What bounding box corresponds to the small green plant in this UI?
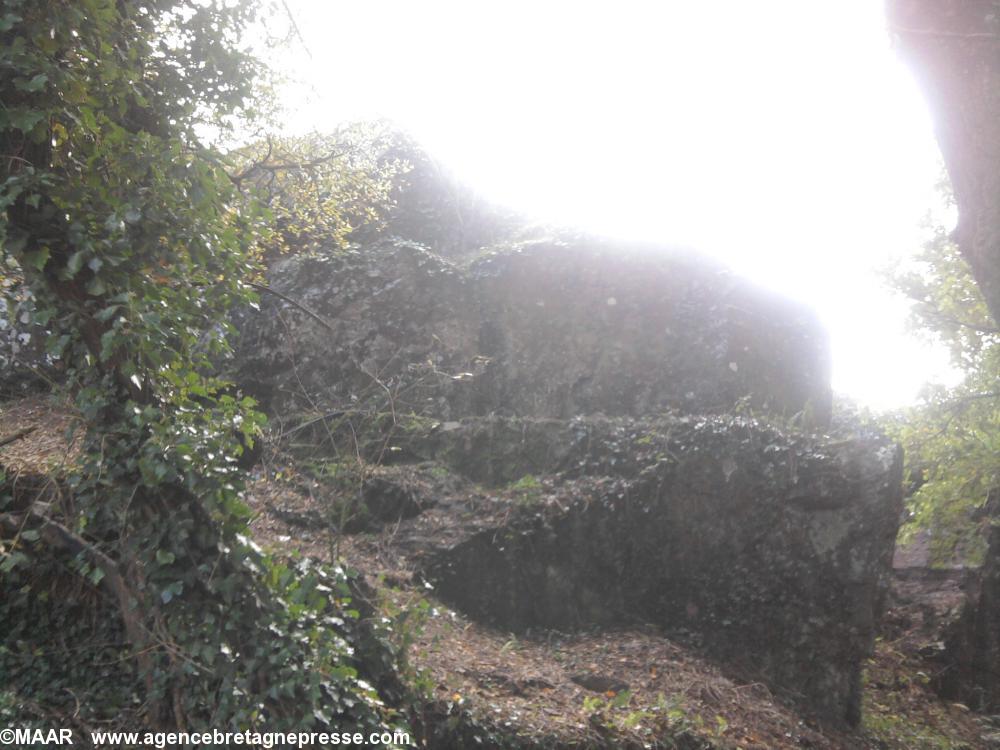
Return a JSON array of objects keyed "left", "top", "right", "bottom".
[
  {"left": 300, "top": 458, "right": 374, "bottom": 550},
  {"left": 713, "top": 714, "right": 729, "bottom": 738},
  {"left": 509, "top": 474, "right": 540, "bottom": 491},
  {"left": 582, "top": 690, "right": 635, "bottom": 730},
  {"left": 377, "top": 588, "right": 435, "bottom": 698},
  {"left": 509, "top": 474, "right": 543, "bottom": 505},
  {"left": 499, "top": 635, "right": 519, "bottom": 654},
  {"left": 651, "top": 692, "right": 704, "bottom": 738},
  {"left": 399, "top": 413, "right": 439, "bottom": 434},
  {"left": 428, "top": 464, "right": 452, "bottom": 479}
]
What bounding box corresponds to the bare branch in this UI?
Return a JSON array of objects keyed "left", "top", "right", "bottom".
[
  {"left": 247, "top": 281, "right": 336, "bottom": 334},
  {"left": 0, "top": 508, "right": 156, "bottom": 692},
  {"left": 229, "top": 147, "right": 346, "bottom": 188},
  {"left": 0, "top": 426, "right": 36, "bottom": 449},
  {"left": 280, "top": 0, "right": 312, "bottom": 59}
]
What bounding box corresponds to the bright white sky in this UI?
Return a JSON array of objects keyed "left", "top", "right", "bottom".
[{"left": 271, "top": 0, "right": 957, "bottom": 411}]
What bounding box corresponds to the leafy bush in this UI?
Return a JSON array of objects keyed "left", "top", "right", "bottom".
[{"left": 0, "top": 0, "right": 408, "bottom": 737}]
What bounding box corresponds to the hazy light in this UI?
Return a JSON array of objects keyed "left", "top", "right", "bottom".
[{"left": 272, "top": 0, "right": 958, "bottom": 410}]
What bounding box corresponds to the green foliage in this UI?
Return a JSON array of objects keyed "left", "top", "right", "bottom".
[
  {"left": 230, "top": 123, "right": 405, "bottom": 258},
  {"left": 1, "top": 0, "right": 265, "bottom": 402},
  {"left": 508, "top": 474, "right": 543, "bottom": 505},
  {"left": 375, "top": 588, "right": 435, "bottom": 699},
  {"left": 509, "top": 474, "right": 541, "bottom": 491},
  {"left": 861, "top": 646, "right": 971, "bottom": 749},
  {"left": 891, "top": 192, "right": 996, "bottom": 371},
  {"left": 580, "top": 690, "right": 719, "bottom": 745},
  {"left": 0, "top": 548, "right": 397, "bottom": 734},
  {"left": 884, "top": 187, "right": 1000, "bottom": 564},
  {"left": 0, "top": 0, "right": 406, "bottom": 737},
  {"left": 883, "top": 187, "right": 1000, "bottom": 564}
]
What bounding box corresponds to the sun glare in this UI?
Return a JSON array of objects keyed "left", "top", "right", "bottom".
[{"left": 274, "top": 0, "right": 957, "bottom": 410}]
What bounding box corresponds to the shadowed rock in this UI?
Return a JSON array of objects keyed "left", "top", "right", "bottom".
[
  {"left": 935, "top": 525, "right": 1000, "bottom": 712},
  {"left": 235, "top": 236, "right": 831, "bottom": 427},
  {"left": 232, "top": 148, "right": 901, "bottom": 729},
  {"left": 362, "top": 415, "right": 902, "bottom": 727}
]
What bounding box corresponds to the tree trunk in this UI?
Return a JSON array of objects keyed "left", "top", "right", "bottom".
[{"left": 887, "top": 0, "right": 1000, "bottom": 324}]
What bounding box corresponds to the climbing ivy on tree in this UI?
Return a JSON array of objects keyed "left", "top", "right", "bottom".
[{"left": 0, "top": 0, "right": 405, "bottom": 737}]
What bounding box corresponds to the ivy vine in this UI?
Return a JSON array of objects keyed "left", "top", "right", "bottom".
[{"left": 0, "top": 0, "right": 407, "bottom": 740}]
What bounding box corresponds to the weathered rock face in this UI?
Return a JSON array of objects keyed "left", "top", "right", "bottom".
[
  {"left": 365, "top": 415, "right": 903, "bottom": 727},
  {"left": 232, "top": 146, "right": 900, "bottom": 729},
  {"left": 234, "top": 236, "right": 831, "bottom": 425},
  {"left": 355, "top": 134, "right": 527, "bottom": 258},
  {"left": 935, "top": 525, "right": 1000, "bottom": 711}
]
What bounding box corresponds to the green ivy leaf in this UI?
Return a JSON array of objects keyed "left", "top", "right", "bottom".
[
  {"left": 25, "top": 246, "right": 50, "bottom": 271},
  {"left": 5, "top": 108, "right": 45, "bottom": 133},
  {"left": 15, "top": 73, "right": 47, "bottom": 92},
  {"left": 0, "top": 552, "right": 28, "bottom": 573},
  {"left": 65, "top": 249, "right": 86, "bottom": 278},
  {"left": 0, "top": 13, "right": 22, "bottom": 32},
  {"left": 85, "top": 276, "right": 106, "bottom": 295}
]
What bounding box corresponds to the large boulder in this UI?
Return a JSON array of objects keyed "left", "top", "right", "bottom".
[
  {"left": 363, "top": 415, "right": 902, "bottom": 727},
  {"left": 234, "top": 236, "right": 831, "bottom": 426}
]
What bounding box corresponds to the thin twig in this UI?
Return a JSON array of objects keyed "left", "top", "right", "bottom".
[
  {"left": 248, "top": 281, "right": 337, "bottom": 334},
  {"left": 280, "top": 0, "right": 312, "bottom": 59},
  {"left": 283, "top": 410, "right": 351, "bottom": 437},
  {"left": 0, "top": 426, "right": 36, "bottom": 449},
  {"left": 230, "top": 147, "right": 346, "bottom": 186}
]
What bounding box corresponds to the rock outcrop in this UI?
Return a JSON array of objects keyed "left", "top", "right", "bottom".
[
  {"left": 235, "top": 236, "right": 831, "bottom": 426},
  {"left": 232, "top": 147, "right": 902, "bottom": 728},
  {"left": 934, "top": 525, "right": 1000, "bottom": 712},
  {"left": 369, "top": 415, "right": 902, "bottom": 727}
]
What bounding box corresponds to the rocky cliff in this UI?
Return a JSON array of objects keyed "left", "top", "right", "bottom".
[
  {"left": 232, "top": 150, "right": 901, "bottom": 728},
  {"left": 235, "top": 236, "right": 831, "bottom": 426}
]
